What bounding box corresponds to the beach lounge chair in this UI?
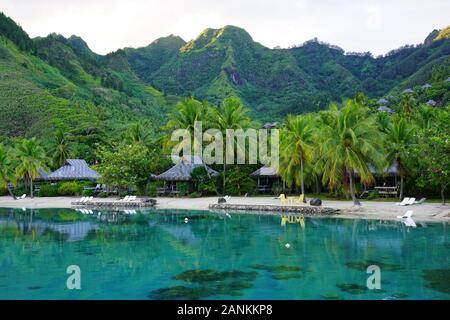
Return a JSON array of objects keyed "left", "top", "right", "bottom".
[
  {"left": 18, "top": 194, "right": 27, "bottom": 199},
  {"left": 397, "top": 210, "right": 413, "bottom": 219},
  {"left": 129, "top": 195, "right": 136, "bottom": 201},
  {"left": 406, "top": 197, "right": 416, "bottom": 205},
  {"left": 414, "top": 198, "right": 426, "bottom": 204},
  {"left": 79, "top": 197, "right": 86, "bottom": 203},
  {"left": 295, "top": 194, "right": 305, "bottom": 204},
  {"left": 86, "top": 196, "right": 93, "bottom": 203},
  {"left": 395, "top": 198, "right": 410, "bottom": 206},
  {"left": 279, "top": 194, "right": 288, "bottom": 204},
  {"left": 120, "top": 195, "right": 130, "bottom": 202}
]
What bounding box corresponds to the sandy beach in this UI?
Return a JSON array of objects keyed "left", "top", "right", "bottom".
[{"left": 0, "top": 195, "right": 448, "bottom": 222}]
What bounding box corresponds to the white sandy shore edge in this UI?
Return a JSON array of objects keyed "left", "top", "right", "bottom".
[{"left": 0, "top": 196, "right": 448, "bottom": 222}]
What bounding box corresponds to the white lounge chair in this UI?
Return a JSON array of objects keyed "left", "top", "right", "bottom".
[
  {"left": 129, "top": 196, "right": 136, "bottom": 202},
  {"left": 397, "top": 210, "right": 413, "bottom": 219},
  {"left": 414, "top": 198, "right": 426, "bottom": 204},
  {"left": 395, "top": 198, "right": 410, "bottom": 206},
  {"left": 79, "top": 197, "right": 86, "bottom": 203},
  {"left": 120, "top": 195, "right": 130, "bottom": 202},
  {"left": 405, "top": 197, "right": 416, "bottom": 205},
  {"left": 16, "top": 194, "right": 26, "bottom": 200}
]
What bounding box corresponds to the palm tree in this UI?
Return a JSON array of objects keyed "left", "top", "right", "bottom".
[
  {"left": 318, "top": 99, "right": 385, "bottom": 205},
  {"left": 385, "top": 116, "right": 415, "bottom": 200},
  {"left": 279, "top": 114, "right": 315, "bottom": 199},
  {"left": 125, "top": 121, "right": 152, "bottom": 146},
  {"left": 210, "top": 96, "right": 251, "bottom": 193},
  {"left": 0, "top": 144, "right": 16, "bottom": 199},
  {"left": 52, "top": 129, "right": 72, "bottom": 169},
  {"left": 15, "top": 138, "right": 48, "bottom": 198},
  {"left": 165, "top": 97, "right": 211, "bottom": 154}
]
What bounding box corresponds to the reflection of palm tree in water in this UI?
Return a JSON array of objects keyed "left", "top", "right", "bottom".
[{"left": 11, "top": 209, "right": 35, "bottom": 235}]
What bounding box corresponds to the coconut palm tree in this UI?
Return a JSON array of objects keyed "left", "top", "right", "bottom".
[
  {"left": 0, "top": 144, "right": 16, "bottom": 199},
  {"left": 210, "top": 96, "right": 251, "bottom": 193},
  {"left": 279, "top": 114, "right": 315, "bottom": 199},
  {"left": 318, "top": 99, "right": 385, "bottom": 205},
  {"left": 52, "top": 129, "right": 72, "bottom": 169},
  {"left": 15, "top": 138, "right": 48, "bottom": 198},
  {"left": 385, "top": 116, "right": 415, "bottom": 200},
  {"left": 165, "top": 97, "right": 211, "bottom": 154},
  {"left": 125, "top": 121, "right": 152, "bottom": 146}
]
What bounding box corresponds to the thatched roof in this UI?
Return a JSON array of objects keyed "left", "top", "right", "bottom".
[
  {"left": 377, "top": 106, "right": 394, "bottom": 113},
  {"left": 402, "top": 88, "right": 414, "bottom": 94},
  {"left": 153, "top": 156, "right": 218, "bottom": 181},
  {"left": 36, "top": 168, "right": 50, "bottom": 181},
  {"left": 369, "top": 161, "right": 399, "bottom": 176},
  {"left": 426, "top": 99, "right": 437, "bottom": 106},
  {"left": 377, "top": 98, "right": 388, "bottom": 105},
  {"left": 45, "top": 159, "right": 100, "bottom": 181},
  {"left": 250, "top": 166, "right": 279, "bottom": 178}
]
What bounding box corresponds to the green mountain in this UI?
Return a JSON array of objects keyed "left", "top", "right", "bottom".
[
  {"left": 0, "top": 12, "right": 449, "bottom": 139},
  {"left": 127, "top": 25, "right": 450, "bottom": 118},
  {"left": 0, "top": 12, "right": 175, "bottom": 139}
]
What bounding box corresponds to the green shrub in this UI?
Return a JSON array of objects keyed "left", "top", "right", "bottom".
[
  {"left": 98, "top": 192, "right": 109, "bottom": 198},
  {"left": 0, "top": 186, "right": 8, "bottom": 196},
  {"left": 82, "top": 189, "right": 94, "bottom": 197},
  {"left": 38, "top": 184, "right": 59, "bottom": 197},
  {"left": 58, "top": 182, "right": 83, "bottom": 196},
  {"left": 189, "top": 192, "right": 200, "bottom": 198},
  {"left": 177, "top": 182, "right": 189, "bottom": 196},
  {"left": 367, "top": 190, "right": 379, "bottom": 200}
]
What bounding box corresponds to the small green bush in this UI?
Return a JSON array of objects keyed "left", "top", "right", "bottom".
[
  {"left": 177, "top": 182, "right": 189, "bottom": 196},
  {"left": 0, "top": 186, "right": 8, "bottom": 196},
  {"left": 58, "top": 182, "right": 83, "bottom": 196},
  {"left": 189, "top": 192, "right": 200, "bottom": 198},
  {"left": 367, "top": 190, "right": 379, "bottom": 200},
  {"left": 38, "top": 184, "right": 59, "bottom": 197},
  {"left": 98, "top": 192, "right": 109, "bottom": 198},
  {"left": 82, "top": 189, "right": 94, "bottom": 197}
]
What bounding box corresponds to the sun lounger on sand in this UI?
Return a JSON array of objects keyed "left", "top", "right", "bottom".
[
  {"left": 396, "top": 197, "right": 415, "bottom": 206},
  {"left": 414, "top": 198, "right": 426, "bottom": 204}
]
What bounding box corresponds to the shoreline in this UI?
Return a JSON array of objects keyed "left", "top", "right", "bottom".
[{"left": 0, "top": 196, "right": 448, "bottom": 223}]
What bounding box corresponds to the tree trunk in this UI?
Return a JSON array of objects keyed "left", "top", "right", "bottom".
[
  {"left": 399, "top": 174, "right": 404, "bottom": 200},
  {"left": 349, "top": 171, "right": 361, "bottom": 205},
  {"left": 30, "top": 177, "right": 34, "bottom": 198},
  {"left": 222, "top": 163, "right": 226, "bottom": 195},
  {"left": 441, "top": 184, "right": 447, "bottom": 205},
  {"left": 300, "top": 157, "right": 306, "bottom": 202},
  {"left": 7, "top": 183, "right": 16, "bottom": 200}
]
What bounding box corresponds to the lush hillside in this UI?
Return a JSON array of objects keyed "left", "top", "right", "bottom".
[
  {"left": 127, "top": 25, "right": 450, "bottom": 119},
  {"left": 0, "top": 13, "right": 176, "bottom": 140}
]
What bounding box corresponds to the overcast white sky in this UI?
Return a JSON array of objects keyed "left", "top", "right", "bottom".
[{"left": 2, "top": 0, "right": 449, "bottom": 55}]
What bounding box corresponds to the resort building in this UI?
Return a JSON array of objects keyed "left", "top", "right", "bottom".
[
  {"left": 44, "top": 159, "right": 100, "bottom": 181},
  {"left": 152, "top": 156, "right": 218, "bottom": 195},
  {"left": 250, "top": 165, "right": 282, "bottom": 193},
  {"left": 402, "top": 88, "right": 414, "bottom": 94},
  {"left": 377, "top": 106, "right": 394, "bottom": 113},
  {"left": 426, "top": 99, "right": 437, "bottom": 107}
]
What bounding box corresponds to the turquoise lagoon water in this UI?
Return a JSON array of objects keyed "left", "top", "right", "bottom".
[{"left": 0, "top": 207, "right": 448, "bottom": 300}]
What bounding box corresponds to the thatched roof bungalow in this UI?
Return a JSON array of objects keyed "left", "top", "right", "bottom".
[
  {"left": 153, "top": 156, "right": 218, "bottom": 182},
  {"left": 402, "top": 88, "right": 414, "bottom": 94},
  {"left": 250, "top": 165, "right": 281, "bottom": 193},
  {"left": 45, "top": 159, "right": 100, "bottom": 181},
  {"left": 377, "top": 106, "right": 394, "bottom": 113}
]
